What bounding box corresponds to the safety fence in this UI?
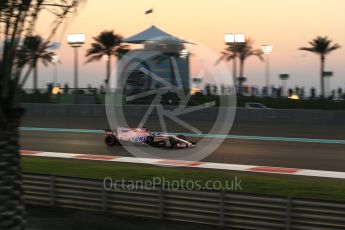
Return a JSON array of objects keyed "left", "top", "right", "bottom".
[
  {"left": 23, "top": 173, "right": 345, "bottom": 230},
  {"left": 22, "top": 103, "right": 345, "bottom": 124}
]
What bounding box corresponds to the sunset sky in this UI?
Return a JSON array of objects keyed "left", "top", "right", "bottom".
[{"left": 32, "top": 0, "right": 345, "bottom": 93}]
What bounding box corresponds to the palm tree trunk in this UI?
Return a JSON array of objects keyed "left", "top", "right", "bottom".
[
  {"left": 320, "top": 55, "right": 325, "bottom": 98},
  {"left": 239, "top": 59, "right": 244, "bottom": 79},
  {"left": 0, "top": 104, "right": 26, "bottom": 229},
  {"left": 33, "top": 62, "right": 38, "bottom": 93},
  {"left": 19, "top": 67, "right": 33, "bottom": 88},
  {"left": 238, "top": 59, "right": 245, "bottom": 95},
  {"left": 232, "top": 56, "right": 237, "bottom": 83},
  {"left": 105, "top": 56, "right": 111, "bottom": 87}
]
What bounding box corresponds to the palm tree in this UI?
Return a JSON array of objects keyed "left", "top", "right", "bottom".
[
  {"left": 17, "top": 35, "right": 56, "bottom": 92},
  {"left": 0, "top": 1, "right": 84, "bottom": 229},
  {"left": 217, "top": 44, "right": 238, "bottom": 84},
  {"left": 218, "top": 38, "right": 263, "bottom": 93},
  {"left": 299, "top": 36, "right": 341, "bottom": 97},
  {"left": 237, "top": 39, "right": 263, "bottom": 83},
  {"left": 85, "top": 31, "right": 128, "bottom": 86}
]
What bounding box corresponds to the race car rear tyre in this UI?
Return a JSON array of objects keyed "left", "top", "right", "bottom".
[
  {"left": 105, "top": 135, "right": 119, "bottom": 146},
  {"left": 176, "top": 135, "right": 186, "bottom": 140}
]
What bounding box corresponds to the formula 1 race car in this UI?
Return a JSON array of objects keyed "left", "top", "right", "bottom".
[{"left": 104, "top": 127, "right": 196, "bottom": 148}]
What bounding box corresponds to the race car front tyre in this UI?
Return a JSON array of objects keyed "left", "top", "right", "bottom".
[{"left": 105, "top": 135, "right": 119, "bottom": 146}]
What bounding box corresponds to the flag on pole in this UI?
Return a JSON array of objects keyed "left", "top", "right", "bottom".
[{"left": 145, "top": 8, "right": 153, "bottom": 15}]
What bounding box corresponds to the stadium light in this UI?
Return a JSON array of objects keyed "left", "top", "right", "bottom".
[
  {"left": 67, "top": 33, "right": 85, "bottom": 47},
  {"left": 224, "top": 33, "right": 245, "bottom": 43}
]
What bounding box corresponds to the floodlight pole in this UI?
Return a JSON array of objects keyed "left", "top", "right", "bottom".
[
  {"left": 68, "top": 45, "right": 81, "bottom": 103},
  {"left": 51, "top": 55, "right": 59, "bottom": 85},
  {"left": 265, "top": 54, "right": 270, "bottom": 91},
  {"left": 67, "top": 33, "right": 85, "bottom": 104},
  {"left": 74, "top": 46, "right": 79, "bottom": 102},
  {"left": 224, "top": 33, "right": 245, "bottom": 95},
  {"left": 261, "top": 45, "right": 273, "bottom": 96}
]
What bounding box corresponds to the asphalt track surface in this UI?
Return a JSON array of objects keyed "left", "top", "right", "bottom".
[{"left": 20, "top": 116, "right": 345, "bottom": 172}]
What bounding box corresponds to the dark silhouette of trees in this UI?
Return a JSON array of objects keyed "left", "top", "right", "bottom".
[
  {"left": 310, "top": 87, "right": 316, "bottom": 98},
  {"left": 64, "top": 83, "right": 70, "bottom": 95},
  {"left": 0, "top": 1, "right": 84, "bottom": 229},
  {"left": 204, "top": 84, "right": 211, "bottom": 96},
  {"left": 85, "top": 31, "right": 128, "bottom": 87},
  {"left": 17, "top": 35, "right": 56, "bottom": 91},
  {"left": 288, "top": 88, "right": 293, "bottom": 97},
  {"left": 337, "top": 88, "right": 343, "bottom": 99},
  {"left": 220, "top": 84, "right": 225, "bottom": 95},
  {"left": 277, "top": 87, "right": 282, "bottom": 98},
  {"left": 299, "top": 36, "right": 341, "bottom": 97},
  {"left": 212, "top": 85, "right": 218, "bottom": 95}
]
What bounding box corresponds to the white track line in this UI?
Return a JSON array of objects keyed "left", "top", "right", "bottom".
[{"left": 21, "top": 150, "right": 345, "bottom": 179}]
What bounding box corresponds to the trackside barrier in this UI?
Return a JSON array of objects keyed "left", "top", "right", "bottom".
[
  {"left": 23, "top": 173, "right": 345, "bottom": 230},
  {"left": 22, "top": 103, "right": 345, "bottom": 124}
]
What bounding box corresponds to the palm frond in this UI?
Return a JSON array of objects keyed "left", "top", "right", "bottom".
[
  {"left": 85, "top": 43, "right": 104, "bottom": 57},
  {"left": 85, "top": 30, "right": 128, "bottom": 64},
  {"left": 17, "top": 35, "right": 56, "bottom": 67},
  {"left": 84, "top": 53, "right": 103, "bottom": 64},
  {"left": 299, "top": 47, "right": 315, "bottom": 52},
  {"left": 299, "top": 36, "right": 341, "bottom": 55},
  {"left": 325, "top": 44, "right": 341, "bottom": 54},
  {"left": 215, "top": 55, "right": 225, "bottom": 65}
]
